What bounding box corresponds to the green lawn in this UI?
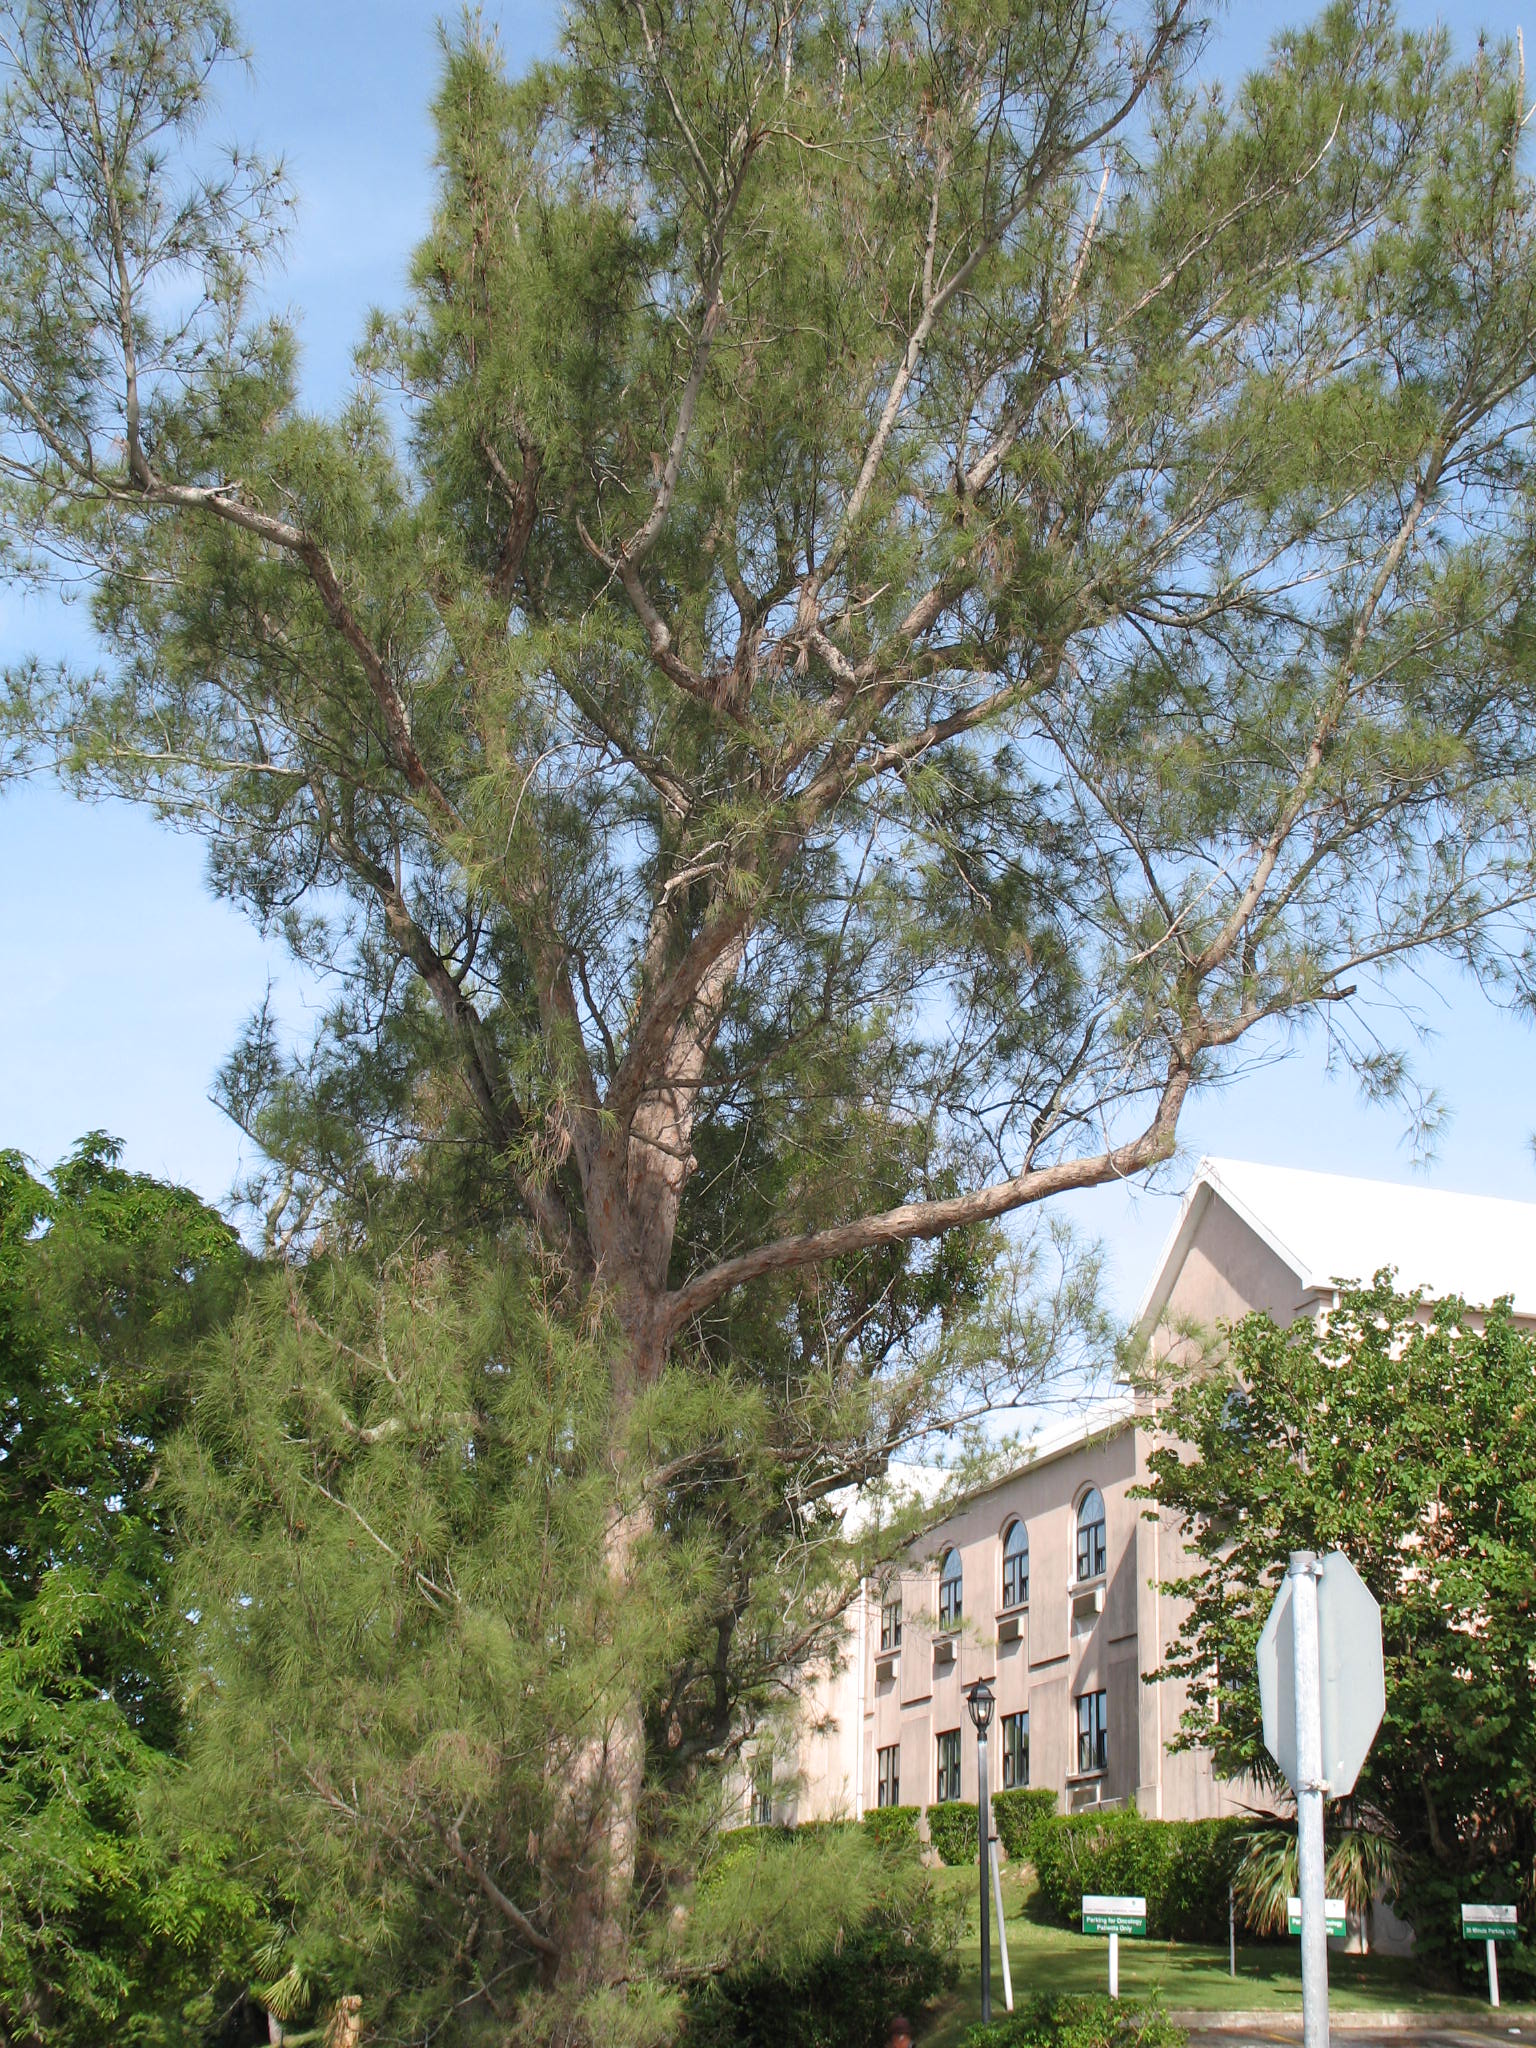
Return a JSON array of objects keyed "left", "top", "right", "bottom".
[{"left": 919, "top": 1865, "right": 1496, "bottom": 2046}]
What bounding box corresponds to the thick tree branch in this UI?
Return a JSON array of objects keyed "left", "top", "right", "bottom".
[
  {"left": 441, "top": 1823, "right": 558, "bottom": 1959},
  {"left": 661, "top": 1061, "right": 1192, "bottom": 1334}
]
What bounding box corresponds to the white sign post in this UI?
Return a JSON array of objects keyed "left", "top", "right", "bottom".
[
  {"left": 1256, "top": 1551, "right": 1385, "bottom": 2048},
  {"left": 1462, "top": 1904, "right": 1519, "bottom": 2008},
  {"left": 989, "top": 1832, "right": 1014, "bottom": 2013}
]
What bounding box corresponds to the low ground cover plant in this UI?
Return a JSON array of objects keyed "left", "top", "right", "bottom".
[{"left": 963, "top": 1993, "right": 1187, "bottom": 2048}]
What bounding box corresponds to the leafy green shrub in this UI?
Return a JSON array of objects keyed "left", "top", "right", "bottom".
[
  {"left": 927, "top": 1800, "right": 979, "bottom": 1865},
  {"left": 680, "top": 1833, "right": 960, "bottom": 2047},
  {"left": 863, "top": 1804, "right": 920, "bottom": 1852},
  {"left": 1031, "top": 1811, "right": 1168, "bottom": 1927},
  {"left": 993, "top": 1787, "right": 1059, "bottom": 1862},
  {"left": 1389, "top": 1859, "right": 1536, "bottom": 1992},
  {"left": 707, "top": 1824, "right": 795, "bottom": 1874},
  {"left": 1160, "top": 1819, "right": 1250, "bottom": 1941},
  {"left": 1030, "top": 1812, "right": 1247, "bottom": 1941},
  {"left": 964, "top": 1993, "right": 1186, "bottom": 2048}
]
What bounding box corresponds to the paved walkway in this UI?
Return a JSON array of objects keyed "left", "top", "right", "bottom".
[{"left": 1182, "top": 2017, "right": 1533, "bottom": 2047}]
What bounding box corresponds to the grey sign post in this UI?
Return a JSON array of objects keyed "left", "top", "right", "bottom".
[{"left": 1257, "top": 1550, "right": 1385, "bottom": 2048}]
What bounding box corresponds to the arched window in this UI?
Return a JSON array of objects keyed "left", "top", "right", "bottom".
[
  {"left": 938, "top": 1546, "right": 963, "bottom": 1630},
  {"left": 1076, "top": 1487, "right": 1107, "bottom": 1582},
  {"left": 1001, "top": 1519, "right": 1029, "bottom": 1609}
]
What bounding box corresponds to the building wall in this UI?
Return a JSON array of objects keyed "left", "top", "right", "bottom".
[
  {"left": 739, "top": 1166, "right": 1530, "bottom": 1974},
  {"left": 1150, "top": 1189, "right": 1316, "bottom": 1368},
  {"left": 856, "top": 1420, "right": 1250, "bottom": 1824},
  {"left": 749, "top": 1183, "right": 1374, "bottom": 1831}
]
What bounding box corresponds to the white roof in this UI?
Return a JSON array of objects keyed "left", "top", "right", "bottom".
[
  {"left": 841, "top": 1396, "right": 1138, "bottom": 1535},
  {"left": 962, "top": 1393, "right": 1138, "bottom": 1509},
  {"left": 1137, "top": 1155, "right": 1536, "bottom": 1334}
]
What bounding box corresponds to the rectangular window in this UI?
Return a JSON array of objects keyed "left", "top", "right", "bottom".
[
  {"left": 880, "top": 1593, "right": 903, "bottom": 1652},
  {"left": 1001, "top": 1710, "right": 1029, "bottom": 1789},
  {"left": 1002, "top": 1545, "right": 1028, "bottom": 1611},
  {"left": 1077, "top": 1514, "right": 1107, "bottom": 1582},
  {"left": 877, "top": 1743, "right": 901, "bottom": 1807},
  {"left": 1075, "top": 1690, "right": 1108, "bottom": 1775},
  {"left": 938, "top": 1565, "right": 962, "bottom": 1631},
  {"left": 936, "top": 1728, "right": 962, "bottom": 1803},
  {"left": 751, "top": 1761, "right": 774, "bottom": 1825}
]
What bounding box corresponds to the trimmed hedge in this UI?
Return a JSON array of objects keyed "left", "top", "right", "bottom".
[
  {"left": 1157, "top": 1819, "right": 1250, "bottom": 1943},
  {"left": 863, "top": 1803, "right": 921, "bottom": 1852},
  {"left": 964, "top": 1994, "right": 1186, "bottom": 2048},
  {"left": 927, "top": 1799, "right": 979, "bottom": 1865},
  {"left": 993, "top": 1786, "right": 1059, "bottom": 1861},
  {"left": 1030, "top": 1811, "right": 1249, "bottom": 1943},
  {"left": 712, "top": 1823, "right": 795, "bottom": 1860}
]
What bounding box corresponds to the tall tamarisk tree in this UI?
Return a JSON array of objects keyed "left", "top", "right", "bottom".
[{"left": 8, "top": 0, "right": 1536, "bottom": 2001}]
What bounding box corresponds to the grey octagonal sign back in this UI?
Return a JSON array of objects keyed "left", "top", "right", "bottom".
[{"left": 1255, "top": 1550, "right": 1385, "bottom": 1798}]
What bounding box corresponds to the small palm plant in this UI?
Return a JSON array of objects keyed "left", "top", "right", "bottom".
[
  {"left": 1231, "top": 1828, "right": 1297, "bottom": 1937},
  {"left": 1232, "top": 1816, "right": 1402, "bottom": 1947},
  {"left": 251, "top": 1934, "right": 361, "bottom": 2046}
]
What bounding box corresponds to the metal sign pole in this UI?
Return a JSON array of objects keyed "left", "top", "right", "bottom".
[
  {"left": 1229, "top": 1883, "right": 1236, "bottom": 1977},
  {"left": 1488, "top": 1939, "right": 1500, "bottom": 2009},
  {"left": 1290, "top": 1552, "right": 1330, "bottom": 2048},
  {"left": 1108, "top": 1930, "right": 1119, "bottom": 2000}
]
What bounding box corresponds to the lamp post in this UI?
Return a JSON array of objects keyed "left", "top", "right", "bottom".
[{"left": 967, "top": 1677, "right": 996, "bottom": 2026}]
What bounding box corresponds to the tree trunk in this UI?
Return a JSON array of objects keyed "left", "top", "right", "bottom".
[
  {"left": 324, "top": 1997, "right": 362, "bottom": 2048},
  {"left": 541, "top": 1298, "right": 664, "bottom": 1991}
]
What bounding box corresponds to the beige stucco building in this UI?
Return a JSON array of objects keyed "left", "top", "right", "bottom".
[{"left": 746, "top": 1156, "right": 1536, "bottom": 1832}]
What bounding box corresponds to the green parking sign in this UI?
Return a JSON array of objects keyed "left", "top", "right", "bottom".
[
  {"left": 1082, "top": 1894, "right": 1147, "bottom": 1936},
  {"left": 1286, "top": 1896, "right": 1346, "bottom": 1939},
  {"left": 1463, "top": 1905, "right": 1518, "bottom": 1944}
]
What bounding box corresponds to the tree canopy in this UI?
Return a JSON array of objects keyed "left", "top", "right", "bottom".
[
  {"left": 6, "top": 0, "right": 1536, "bottom": 2016},
  {"left": 0, "top": 1137, "right": 253, "bottom": 2048},
  {"left": 1143, "top": 1279, "right": 1536, "bottom": 1982}
]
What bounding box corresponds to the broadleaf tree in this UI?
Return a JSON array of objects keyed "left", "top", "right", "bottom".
[
  {"left": 0, "top": 1139, "right": 254, "bottom": 2047},
  {"left": 1142, "top": 1280, "right": 1536, "bottom": 1982},
  {"left": 6, "top": 0, "right": 1536, "bottom": 2003}
]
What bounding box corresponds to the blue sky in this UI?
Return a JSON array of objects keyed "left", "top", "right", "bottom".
[{"left": 2, "top": 0, "right": 1534, "bottom": 1315}]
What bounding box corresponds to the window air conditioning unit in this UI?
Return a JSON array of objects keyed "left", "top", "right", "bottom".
[
  {"left": 996, "top": 1612, "right": 1024, "bottom": 1644},
  {"left": 1071, "top": 1586, "right": 1105, "bottom": 1634},
  {"left": 932, "top": 1634, "right": 958, "bottom": 1668},
  {"left": 875, "top": 1649, "right": 899, "bottom": 1683}
]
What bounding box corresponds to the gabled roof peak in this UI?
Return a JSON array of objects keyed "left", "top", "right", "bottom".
[{"left": 1135, "top": 1154, "right": 1536, "bottom": 1339}]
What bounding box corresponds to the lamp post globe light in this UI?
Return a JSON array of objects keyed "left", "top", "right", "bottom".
[{"left": 967, "top": 1677, "right": 996, "bottom": 2024}]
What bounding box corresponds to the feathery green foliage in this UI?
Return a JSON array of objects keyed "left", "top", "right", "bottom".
[
  {"left": 9, "top": 0, "right": 1536, "bottom": 2021},
  {"left": 166, "top": 1246, "right": 991, "bottom": 2042}
]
